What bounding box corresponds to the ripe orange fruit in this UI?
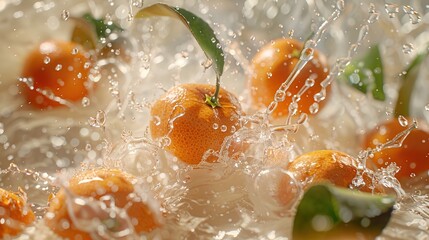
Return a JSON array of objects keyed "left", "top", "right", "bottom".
[
  {"left": 249, "top": 38, "right": 330, "bottom": 118},
  {"left": 44, "top": 169, "right": 160, "bottom": 239},
  {"left": 363, "top": 119, "right": 429, "bottom": 180},
  {"left": 150, "top": 83, "right": 243, "bottom": 165},
  {"left": 0, "top": 188, "right": 35, "bottom": 238},
  {"left": 20, "top": 40, "right": 93, "bottom": 109},
  {"left": 278, "top": 150, "right": 383, "bottom": 205}
]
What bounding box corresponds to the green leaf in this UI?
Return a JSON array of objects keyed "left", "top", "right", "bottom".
[
  {"left": 293, "top": 184, "right": 395, "bottom": 240},
  {"left": 71, "top": 13, "right": 123, "bottom": 50},
  {"left": 343, "top": 45, "right": 385, "bottom": 101},
  {"left": 394, "top": 52, "right": 427, "bottom": 117},
  {"left": 135, "top": 3, "right": 225, "bottom": 79}
]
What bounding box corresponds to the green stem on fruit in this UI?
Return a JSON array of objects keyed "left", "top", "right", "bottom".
[
  {"left": 394, "top": 52, "right": 427, "bottom": 117},
  {"left": 205, "top": 75, "right": 222, "bottom": 108}
]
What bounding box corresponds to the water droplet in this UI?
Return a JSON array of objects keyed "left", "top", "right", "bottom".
[
  {"left": 61, "top": 10, "right": 70, "bottom": 21},
  {"left": 336, "top": 0, "right": 344, "bottom": 11},
  {"left": 81, "top": 97, "right": 90, "bottom": 107},
  {"left": 132, "top": 0, "right": 144, "bottom": 8},
  {"left": 201, "top": 58, "right": 213, "bottom": 69},
  {"left": 314, "top": 89, "right": 326, "bottom": 103},
  {"left": 18, "top": 77, "right": 34, "bottom": 90},
  {"left": 96, "top": 110, "right": 106, "bottom": 126},
  {"left": 44, "top": 57, "right": 51, "bottom": 64},
  {"left": 385, "top": 3, "right": 399, "bottom": 18},
  {"left": 425, "top": 104, "right": 429, "bottom": 111},
  {"left": 266, "top": 101, "right": 278, "bottom": 114},
  {"left": 85, "top": 144, "right": 92, "bottom": 151},
  {"left": 297, "top": 113, "right": 308, "bottom": 124},
  {"left": 288, "top": 102, "right": 298, "bottom": 115},
  {"left": 305, "top": 78, "right": 315, "bottom": 87},
  {"left": 0, "top": 122, "right": 4, "bottom": 135},
  {"left": 358, "top": 25, "right": 369, "bottom": 42},
  {"left": 127, "top": 12, "right": 134, "bottom": 21},
  {"left": 398, "top": 115, "right": 408, "bottom": 126},
  {"left": 220, "top": 125, "right": 227, "bottom": 132},
  {"left": 160, "top": 137, "right": 171, "bottom": 147},
  {"left": 71, "top": 48, "right": 79, "bottom": 55},
  {"left": 55, "top": 64, "right": 62, "bottom": 71},
  {"left": 309, "top": 102, "right": 319, "bottom": 114},
  {"left": 403, "top": 6, "right": 421, "bottom": 24},
  {"left": 213, "top": 123, "right": 219, "bottom": 130},
  {"left": 368, "top": 12, "right": 379, "bottom": 23},
  {"left": 300, "top": 47, "right": 314, "bottom": 61},
  {"left": 274, "top": 90, "right": 286, "bottom": 102},
  {"left": 402, "top": 43, "right": 414, "bottom": 54}
]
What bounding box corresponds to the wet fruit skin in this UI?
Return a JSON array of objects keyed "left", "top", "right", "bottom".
[
  {"left": 0, "top": 188, "right": 35, "bottom": 238},
  {"left": 279, "top": 150, "right": 384, "bottom": 205},
  {"left": 20, "top": 40, "right": 93, "bottom": 109},
  {"left": 44, "top": 169, "right": 160, "bottom": 239},
  {"left": 363, "top": 119, "right": 429, "bottom": 180},
  {"left": 249, "top": 38, "right": 330, "bottom": 118},
  {"left": 150, "top": 83, "right": 243, "bottom": 165}
]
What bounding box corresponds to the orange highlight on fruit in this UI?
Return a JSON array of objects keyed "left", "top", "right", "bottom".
[
  {"left": 150, "top": 83, "right": 243, "bottom": 165},
  {"left": 278, "top": 150, "right": 383, "bottom": 205},
  {"left": 0, "top": 188, "right": 35, "bottom": 238},
  {"left": 249, "top": 38, "right": 330, "bottom": 118},
  {"left": 44, "top": 169, "right": 161, "bottom": 239},
  {"left": 363, "top": 119, "right": 429, "bottom": 180},
  {"left": 20, "top": 40, "right": 93, "bottom": 109}
]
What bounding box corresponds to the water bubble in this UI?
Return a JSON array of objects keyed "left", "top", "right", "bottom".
[
  {"left": 425, "top": 104, "right": 429, "bottom": 111},
  {"left": 349, "top": 73, "right": 360, "bottom": 84},
  {"left": 0, "top": 122, "right": 4, "bottom": 135},
  {"left": 85, "top": 144, "right": 92, "bottom": 151},
  {"left": 220, "top": 125, "right": 227, "bottom": 132},
  {"left": 201, "top": 58, "right": 213, "bottom": 70},
  {"left": 44, "top": 56, "right": 51, "bottom": 64},
  {"left": 213, "top": 123, "right": 219, "bottom": 130},
  {"left": 18, "top": 77, "right": 34, "bottom": 90},
  {"left": 300, "top": 48, "right": 314, "bottom": 61},
  {"left": 81, "top": 97, "right": 90, "bottom": 107},
  {"left": 61, "top": 10, "right": 70, "bottom": 21},
  {"left": 288, "top": 102, "right": 298, "bottom": 115},
  {"left": 402, "top": 43, "right": 414, "bottom": 54},
  {"left": 296, "top": 113, "right": 308, "bottom": 124},
  {"left": 398, "top": 115, "right": 408, "bottom": 127},
  {"left": 385, "top": 3, "right": 399, "bottom": 18},
  {"left": 313, "top": 89, "right": 326, "bottom": 102}
]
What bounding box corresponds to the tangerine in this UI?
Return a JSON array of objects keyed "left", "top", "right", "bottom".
[
  {"left": 20, "top": 40, "right": 93, "bottom": 109},
  {"left": 44, "top": 169, "right": 160, "bottom": 239},
  {"left": 0, "top": 188, "right": 35, "bottom": 238},
  {"left": 363, "top": 119, "right": 429, "bottom": 180},
  {"left": 249, "top": 38, "right": 330, "bottom": 118},
  {"left": 279, "top": 150, "right": 384, "bottom": 205},
  {"left": 150, "top": 83, "right": 243, "bottom": 165}
]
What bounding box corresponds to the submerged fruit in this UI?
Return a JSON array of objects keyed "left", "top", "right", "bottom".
[
  {"left": 0, "top": 188, "right": 35, "bottom": 238},
  {"left": 150, "top": 83, "right": 243, "bottom": 165},
  {"left": 20, "top": 40, "right": 93, "bottom": 109},
  {"left": 363, "top": 119, "right": 429, "bottom": 180},
  {"left": 44, "top": 169, "right": 160, "bottom": 239},
  {"left": 249, "top": 38, "right": 330, "bottom": 118},
  {"left": 279, "top": 150, "right": 383, "bottom": 205}
]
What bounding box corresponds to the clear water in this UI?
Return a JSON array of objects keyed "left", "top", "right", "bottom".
[{"left": 0, "top": 0, "right": 429, "bottom": 239}]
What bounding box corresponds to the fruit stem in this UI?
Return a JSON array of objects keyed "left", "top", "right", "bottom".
[{"left": 205, "top": 75, "right": 222, "bottom": 108}]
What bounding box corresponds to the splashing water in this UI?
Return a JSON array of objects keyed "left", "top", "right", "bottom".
[{"left": 1, "top": 0, "right": 429, "bottom": 239}]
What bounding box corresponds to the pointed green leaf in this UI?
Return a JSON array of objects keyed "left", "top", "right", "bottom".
[
  {"left": 343, "top": 45, "right": 385, "bottom": 101},
  {"left": 293, "top": 184, "right": 395, "bottom": 240},
  {"left": 135, "top": 3, "right": 225, "bottom": 79},
  {"left": 394, "top": 52, "right": 427, "bottom": 117}
]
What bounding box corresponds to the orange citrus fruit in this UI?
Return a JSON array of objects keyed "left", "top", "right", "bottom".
[
  {"left": 363, "top": 119, "right": 429, "bottom": 180},
  {"left": 0, "top": 188, "right": 35, "bottom": 238},
  {"left": 150, "top": 83, "right": 243, "bottom": 165},
  {"left": 249, "top": 38, "right": 330, "bottom": 118},
  {"left": 44, "top": 169, "right": 160, "bottom": 239},
  {"left": 20, "top": 40, "right": 93, "bottom": 109},
  {"left": 278, "top": 150, "right": 384, "bottom": 205}
]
